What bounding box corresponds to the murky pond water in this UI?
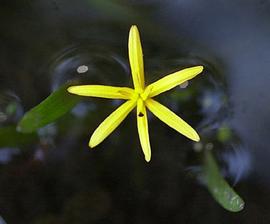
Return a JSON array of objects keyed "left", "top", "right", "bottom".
[{"left": 1, "top": 0, "right": 270, "bottom": 223}]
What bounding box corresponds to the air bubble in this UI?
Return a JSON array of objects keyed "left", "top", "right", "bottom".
[
  {"left": 77, "top": 65, "right": 88, "bottom": 74},
  {"left": 193, "top": 142, "right": 203, "bottom": 152},
  {"left": 179, "top": 81, "right": 189, "bottom": 88}
]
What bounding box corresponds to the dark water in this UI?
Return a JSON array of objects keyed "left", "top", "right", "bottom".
[{"left": 1, "top": 0, "right": 270, "bottom": 223}]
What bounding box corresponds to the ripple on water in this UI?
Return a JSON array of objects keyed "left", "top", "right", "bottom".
[
  {"left": 153, "top": 57, "right": 229, "bottom": 132},
  {"left": 45, "top": 45, "right": 131, "bottom": 118},
  {"left": 47, "top": 45, "right": 130, "bottom": 91}
]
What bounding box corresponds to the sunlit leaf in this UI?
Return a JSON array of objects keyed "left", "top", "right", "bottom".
[
  {"left": 17, "top": 84, "right": 81, "bottom": 133},
  {"left": 203, "top": 150, "right": 245, "bottom": 212},
  {"left": 0, "top": 126, "right": 37, "bottom": 147}
]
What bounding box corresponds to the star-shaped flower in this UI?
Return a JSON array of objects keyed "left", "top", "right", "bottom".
[{"left": 67, "top": 25, "right": 203, "bottom": 162}]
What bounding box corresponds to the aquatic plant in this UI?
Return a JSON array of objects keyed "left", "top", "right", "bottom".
[
  {"left": 13, "top": 24, "right": 244, "bottom": 213},
  {"left": 68, "top": 25, "right": 203, "bottom": 162}
]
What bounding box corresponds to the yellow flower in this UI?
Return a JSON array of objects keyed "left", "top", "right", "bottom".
[{"left": 67, "top": 25, "right": 203, "bottom": 162}]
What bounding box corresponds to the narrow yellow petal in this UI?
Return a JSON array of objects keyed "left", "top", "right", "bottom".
[
  {"left": 137, "top": 99, "right": 151, "bottom": 162},
  {"left": 128, "top": 25, "right": 145, "bottom": 91},
  {"left": 146, "top": 66, "right": 204, "bottom": 98},
  {"left": 145, "top": 99, "right": 200, "bottom": 142},
  {"left": 89, "top": 100, "right": 136, "bottom": 147},
  {"left": 67, "top": 85, "right": 135, "bottom": 99}
]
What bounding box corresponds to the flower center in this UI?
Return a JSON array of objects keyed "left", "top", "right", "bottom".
[{"left": 135, "top": 86, "right": 152, "bottom": 102}]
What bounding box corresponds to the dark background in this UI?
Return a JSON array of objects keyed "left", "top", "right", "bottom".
[{"left": 1, "top": 0, "right": 270, "bottom": 223}]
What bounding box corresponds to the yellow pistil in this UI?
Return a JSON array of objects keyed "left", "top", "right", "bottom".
[{"left": 67, "top": 25, "right": 204, "bottom": 162}]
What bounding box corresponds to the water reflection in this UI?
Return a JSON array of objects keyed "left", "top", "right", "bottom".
[
  {"left": 71, "top": 102, "right": 96, "bottom": 118},
  {"left": 76, "top": 65, "right": 89, "bottom": 74},
  {"left": 161, "top": 0, "right": 270, "bottom": 184},
  {"left": 0, "top": 148, "right": 20, "bottom": 164},
  {"left": 0, "top": 91, "right": 23, "bottom": 124},
  {"left": 222, "top": 144, "right": 252, "bottom": 185},
  {"left": 0, "top": 216, "right": 7, "bottom": 224},
  {"left": 48, "top": 45, "right": 130, "bottom": 91},
  {"left": 1, "top": 0, "right": 269, "bottom": 223},
  {"left": 48, "top": 45, "right": 132, "bottom": 116},
  {"left": 38, "top": 124, "right": 57, "bottom": 142}
]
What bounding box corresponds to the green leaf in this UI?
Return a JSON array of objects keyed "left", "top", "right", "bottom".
[
  {"left": 0, "top": 126, "right": 37, "bottom": 147},
  {"left": 203, "top": 150, "right": 245, "bottom": 212},
  {"left": 17, "top": 84, "right": 81, "bottom": 133}
]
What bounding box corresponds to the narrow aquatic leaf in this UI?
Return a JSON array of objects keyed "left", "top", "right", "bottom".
[
  {"left": 17, "top": 84, "right": 81, "bottom": 133},
  {"left": 147, "top": 66, "right": 203, "bottom": 98},
  {"left": 203, "top": 150, "right": 245, "bottom": 212},
  {"left": 89, "top": 100, "right": 136, "bottom": 148},
  {"left": 128, "top": 25, "right": 145, "bottom": 91},
  {"left": 68, "top": 85, "right": 134, "bottom": 99},
  {"left": 0, "top": 126, "right": 37, "bottom": 147},
  {"left": 145, "top": 99, "right": 200, "bottom": 142},
  {"left": 137, "top": 99, "right": 151, "bottom": 162}
]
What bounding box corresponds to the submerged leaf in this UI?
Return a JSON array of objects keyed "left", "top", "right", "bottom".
[
  {"left": 0, "top": 126, "right": 37, "bottom": 147},
  {"left": 17, "top": 84, "right": 81, "bottom": 133},
  {"left": 217, "top": 125, "right": 233, "bottom": 142},
  {"left": 203, "top": 150, "right": 245, "bottom": 212}
]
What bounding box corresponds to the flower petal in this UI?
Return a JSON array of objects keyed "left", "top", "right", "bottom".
[
  {"left": 146, "top": 66, "right": 203, "bottom": 98},
  {"left": 137, "top": 98, "right": 151, "bottom": 162},
  {"left": 128, "top": 25, "right": 145, "bottom": 91},
  {"left": 89, "top": 100, "right": 136, "bottom": 147},
  {"left": 145, "top": 99, "right": 200, "bottom": 142},
  {"left": 68, "top": 85, "right": 134, "bottom": 99}
]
